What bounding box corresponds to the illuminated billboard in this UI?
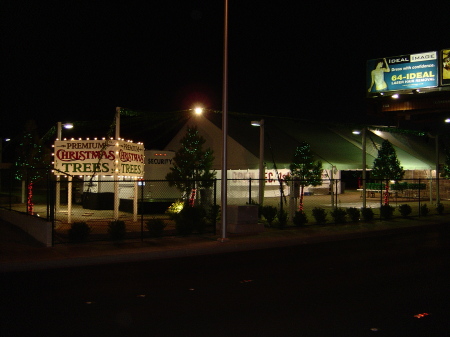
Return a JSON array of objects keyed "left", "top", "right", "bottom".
[
  {"left": 442, "top": 49, "right": 450, "bottom": 86},
  {"left": 367, "top": 51, "right": 438, "bottom": 95},
  {"left": 53, "top": 139, "right": 145, "bottom": 177}
]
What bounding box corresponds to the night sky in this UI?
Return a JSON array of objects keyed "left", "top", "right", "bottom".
[{"left": 2, "top": 1, "right": 448, "bottom": 140}]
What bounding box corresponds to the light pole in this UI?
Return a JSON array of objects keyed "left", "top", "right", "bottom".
[
  {"left": 251, "top": 120, "right": 265, "bottom": 205},
  {"left": 433, "top": 117, "right": 450, "bottom": 205},
  {"left": 353, "top": 127, "right": 367, "bottom": 209},
  {"left": 56, "top": 122, "right": 74, "bottom": 222},
  {"left": 0, "top": 137, "right": 11, "bottom": 191},
  {"left": 219, "top": 0, "right": 229, "bottom": 242},
  {"left": 362, "top": 127, "right": 367, "bottom": 209}
]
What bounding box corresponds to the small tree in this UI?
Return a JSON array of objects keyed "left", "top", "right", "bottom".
[
  {"left": 441, "top": 147, "right": 450, "bottom": 179},
  {"left": 261, "top": 205, "right": 277, "bottom": 227},
  {"left": 166, "top": 126, "right": 216, "bottom": 206},
  {"left": 107, "top": 220, "right": 126, "bottom": 241},
  {"left": 288, "top": 142, "right": 323, "bottom": 211},
  {"left": 14, "top": 120, "right": 49, "bottom": 214},
  {"left": 371, "top": 140, "right": 404, "bottom": 205}
]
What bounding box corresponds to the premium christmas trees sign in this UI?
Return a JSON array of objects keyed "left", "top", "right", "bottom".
[{"left": 53, "top": 139, "right": 144, "bottom": 177}]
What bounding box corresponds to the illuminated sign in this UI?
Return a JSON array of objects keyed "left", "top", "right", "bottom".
[
  {"left": 53, "top": 139, "right": 145, "bottom": 177},
  {"left": 441, "top": 49, "right": 450, "bottom": 86},
  {"left": 367, "top": 51, "right": 438, "bottom": 94}
]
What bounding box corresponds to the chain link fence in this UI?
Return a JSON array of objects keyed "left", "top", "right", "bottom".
[{"left": 1, "top": 168, "right": 449, "bottom": 244}]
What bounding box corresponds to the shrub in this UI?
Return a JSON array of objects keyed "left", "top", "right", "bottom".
[
  {"left": 312, "top": 207, "right": 327, "bottom": 225},
  {"left": 361, "top": 207, "right": 374, "bottom": 222},
  {"left": 436, "top": 203, "right": 444, "bottom": 215},
  {"left": 174, "top": 206, "right": 206, "bottom": 236},
  {"left": 146, "top": 218, "right": 166, "bottom": 238},
  {"left": 68, "top": 222, "right": 91, "bottom": 243},
  {"left": 108, "top": 220, "right": 126, "bottom": 241},
  {"left": 380, "top": 205, "right": 395, "bottom": 220},
  {"left": 293, "top": 211, "right": 308, "bottom": 227},
  {"left": 277, "top": 209, "right": 288, "bottom": 229},
  {"left": 398, "top": 204, "right": 412, "bottom": 218},
  {"left": 261, "top": 205, "right": 277, "bottom": 227},
  {"left": 330, "top": 207, "right": 347, "bottom": 224},
  {"left": 207, "top": 204, "right": 221, "bottom": 224},
  {"left": 166, "top": 200, "right": 184, "bottom": 219},
  {"left": 346, "top": 207, "right": 360, "bottom": 222},
  {"left": 420, "top": 203, "right": 429, "bottom": 216}
]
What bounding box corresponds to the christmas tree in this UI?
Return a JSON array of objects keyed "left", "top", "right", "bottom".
[
  {"left": 288, "top": 142, "right": 323, "bottom": 211},
  {"left": 371, "top": 140, "right": 404, "bottom": 205},
  {"left": 166, "top": 126, "right": 216, "bottom": 206},
  {"left": 14, "top": 120, "right": 49, "bottom": 214},
  {"left": 441, "top": 147, "right": 450, "bottom": 179}
]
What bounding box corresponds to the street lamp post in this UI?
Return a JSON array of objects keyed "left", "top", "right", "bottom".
[
  {"left": 435, "top": 134, "right": 440, "bottom": 206},
  {"left": 219, "top": 0, "right": 229, "bottom": 242},
  {"left": 56, "top": 122, "right": 74, "bottom": 223},
  {"left": 436, "top": 117, "right": 450, "bottom": 204},
  {"left": 362, "top": 127, "right": 367, "bottom": 209},
  {"left": 353, "top": 127, "right": 367, "bottom": 209},
  {"left": 251, "top": 120, "right": 265, "bottom": 205}
]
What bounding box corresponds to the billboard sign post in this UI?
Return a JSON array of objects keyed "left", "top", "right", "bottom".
[{"left": 441, "top": 49, "right": 450, "bottom": 86}]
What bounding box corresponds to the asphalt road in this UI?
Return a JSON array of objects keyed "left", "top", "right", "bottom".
[{"left": 1, "top": 224, "right": 450, "bottom": 337}]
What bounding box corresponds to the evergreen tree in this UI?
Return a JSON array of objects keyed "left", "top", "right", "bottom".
[
  {"left": 14, "top": 120, "right": 49, "bottom": 214},
  {"left": 371, "top": 140, "right": 404, "bottom": 205},
  {"left": 166, "top": 126, "right": 216, "bottom": 205},
  {"left": 441, "top": 147, "right": 450, "bottom": 179},
  {"left": 288, "top": 142, "right": 323, "bottom": 211}
]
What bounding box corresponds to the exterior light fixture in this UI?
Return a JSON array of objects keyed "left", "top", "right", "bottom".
[
  {"left": 445, "top": 118, "right": 450, "bottom": 123},
  {"left": 352, "top": 130, "right": 361, "bottom": 135},
  {"left": 194, "top": 107, "right": 203, "bottom": 115},
  {"left": 392, "top": 94, "right": 399, "bottom": 99},
  {"left": 63, "top": 123, "right": 74, "bottom": 129}
]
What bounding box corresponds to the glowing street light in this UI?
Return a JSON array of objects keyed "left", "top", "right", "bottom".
[{"left": 194, "top": 107, "right": 203, "bottom": 115}]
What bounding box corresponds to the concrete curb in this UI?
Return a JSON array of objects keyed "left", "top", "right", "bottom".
[{"left": 1, "top": 219, "right": 448, "bottom": 273}]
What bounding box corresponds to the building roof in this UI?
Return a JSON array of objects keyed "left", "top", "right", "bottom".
[{"left": 163, "top": 112, "right": 440, "bottom": 171}]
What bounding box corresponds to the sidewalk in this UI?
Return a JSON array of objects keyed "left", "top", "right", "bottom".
[{"left": 1, "top": 213, "right": 449, "bottom": 273}]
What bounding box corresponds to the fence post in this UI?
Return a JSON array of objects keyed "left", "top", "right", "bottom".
[
  {"left": 8, "top": 169, "right": 13, "bottom": 210},
  {"left": 379, "top": 181, "right": 383, "bottom": 220},
  {"left": 141, "top": 180, "right": 144, "bottom": 242},
  {"left": 335, "top": 178, "right": 338, "bottom": 207},
  {"left": 214, "top": 178, "right": 217, "bottom": 235},
  {"left": 330, "top": 178, "right": 334, "bottom": 208},
  {"left": 418, "top": 178, "right": 421, "bottom": 216},
  {"left": 248, "top": 177, "right": 252, "bottom": 204},
  {"left": 48, "top": 170, "right": 55, "bottom": 247}
]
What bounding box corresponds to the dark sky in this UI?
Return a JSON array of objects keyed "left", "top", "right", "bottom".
[{"left": 2, "top": 1, "right": 448, "bottom": 139}]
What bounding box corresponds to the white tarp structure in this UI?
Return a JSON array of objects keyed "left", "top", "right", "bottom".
[{"left": 164, "top": 114, "right": 438, "bottom": 172}]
